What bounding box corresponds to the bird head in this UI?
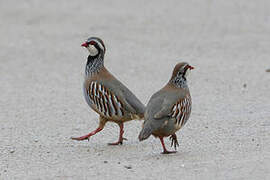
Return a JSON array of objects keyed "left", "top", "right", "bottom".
[
  {"left": 81, "top": 37, "right": 106, "bottom": 57},
  {"left": 172, "top": 62, "right": 194, "bottom": 80}
]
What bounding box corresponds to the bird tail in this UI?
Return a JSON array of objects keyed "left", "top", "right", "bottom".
[{"left": 138, "top": 121, "right": 153, "bottom": 141}]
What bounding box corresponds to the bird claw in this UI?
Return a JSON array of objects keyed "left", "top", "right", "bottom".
[
  {"left": 108, "top": 141, "right": 122, "bottom": 145},
  {"left": 108, "top": 137, "right": 127, "bottom": 145},
  {"left": 162, "top": 150, "right": 177, "bottom": 154},
  {"left": 71, "top": 136, "right": 90, "bottom": 141},
  {"left": 169, "top": 134, "right": 179, "bottom": 150}
]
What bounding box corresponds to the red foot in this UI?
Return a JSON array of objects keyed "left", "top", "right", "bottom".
[
  {"left": 71, "top": 135, "right": 90, "bottom": 141},
  {"left": 107, "top": 123, "right": 127, "bottom": 145},
  {"left": 159, "top": 137, "right": 177, "bottom": 154},
  {"left": 162, "top": 150, "right": 177, "bottom": 154},
  {"left": 71, "top": 127, "right": 102, "bottom": 141},
  {"left": 108, "top": 137, "right": 127, "bottom": 145}
]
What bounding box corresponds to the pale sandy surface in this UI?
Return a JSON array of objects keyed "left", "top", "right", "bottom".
[{"left": 1, "top": 0, "right": 270, "bottom": 179}]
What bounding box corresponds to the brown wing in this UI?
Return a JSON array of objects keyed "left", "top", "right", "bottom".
[
  {"left": 88, "top": 81, "right": 124, "bottom": 118},
  {"left": 171, "top": 94, "right": 192, "bottom": 127}
]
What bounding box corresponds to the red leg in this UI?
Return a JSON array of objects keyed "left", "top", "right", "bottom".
[
  {"left": 71, "top": 127, "right": 103, "bottom": 141},
  {"left": 159, "top": 137, "right": 177, "bottom": 154},
  {"left": 108, "top": 123, "right": 127, "bottom": 145},
  {"left": 71, "top": 116, "right": 106, "bottom": 141}
]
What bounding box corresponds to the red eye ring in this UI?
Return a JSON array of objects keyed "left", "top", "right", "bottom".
[{"left": 89, "top": 41, "right": 96, "bottom": 45}]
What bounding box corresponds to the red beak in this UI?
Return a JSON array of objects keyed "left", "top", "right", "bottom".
[
  {"left": 81, "top": 42, "right": 88, "bottom": 47},
  {"left": 188, "top": 65, "right": 194, "bottom": 70}
]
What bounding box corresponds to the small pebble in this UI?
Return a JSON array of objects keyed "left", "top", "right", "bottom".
[
  {"left": 104, "top": 161, "right": 108, "bottom": 164},
  {"left": 10, "top": 149, "right": 15, "bottom": 153},
  {"left": 181, "top": 164, "right": 185, "bottom": 167},
  {"left": 124, "top": 165, "right": 132, "bottom": 169},
  {"left": 118, "top": 162, "right": 121, "bottom": 164},
  {"left": 252, "top": 138, "right": 255, "bottom": 141},
  {"left": 243, "top": 84, "right": 247, "bottom": 88}
]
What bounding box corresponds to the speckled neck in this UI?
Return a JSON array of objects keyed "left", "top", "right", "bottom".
[
  {"left": 85, "top": 53, "right": 104, "bottom": 77},
  {"left": 170, "top": 75, "right": 188, "bottom": 89}
]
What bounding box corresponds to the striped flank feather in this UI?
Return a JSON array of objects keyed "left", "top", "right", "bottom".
[
  {"left": 88, "top": 81, "right": 124, "bottom": 118},
  {"left": 171, "top": 94, "right": 192, "bottom": 128}
]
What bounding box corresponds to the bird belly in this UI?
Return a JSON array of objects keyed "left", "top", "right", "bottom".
[{"left": 152, "top": 118, "right": 178, "bottom": 137}]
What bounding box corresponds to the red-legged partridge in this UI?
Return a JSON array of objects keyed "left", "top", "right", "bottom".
[
  {"left": 138, "top": 62, "right": 194, "bottom": 154},
  {"left": 72, "top": 37, "right": 145, "bottom": 145}
]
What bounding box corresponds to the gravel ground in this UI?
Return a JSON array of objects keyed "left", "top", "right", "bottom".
[{"left": 1, "top": 0, "right": 270, "bottom": 179}]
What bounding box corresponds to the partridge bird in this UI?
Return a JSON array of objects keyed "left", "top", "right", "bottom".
[
  {"left": 72, "top": 37, "right": 145, "bottom": 145},
  {"left": 138, "top": 62, "right": 194, "bottom": 154}
]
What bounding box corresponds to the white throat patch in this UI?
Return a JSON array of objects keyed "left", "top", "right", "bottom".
[
  {"left": 184, "top": 68, "right": 191, "bottom": 78},
  {"left": 87, "top": 45, "right": 99, "bottom": 56}
]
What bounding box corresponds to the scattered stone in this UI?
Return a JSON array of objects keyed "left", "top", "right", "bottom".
[
  {"left": 266, "top": 69, "right": 270, "bottom": 72},
  {"left": 252, "top": 138, "right": 255, "bottom": 141},
  {"left": 124, "top": 165, "right": 132, "bottom": 169},
  {"left": 10, "top": 149, "right": 15, "bottom": 153},
  {"left": 205, "top": 126, "right": 208, "bottom": 129},
  {"left": 257, "top": 144, "right": 259, "bottom": 146},
  {"left": 181, "top": 164, "right": 185, "bottom": 167},
  {"left": 103, "top": 161, "right": 108, "bottom": 164},
  {"left": 243, "top": 83, "right": 247, "bottom": 88},
  {"left": 118, "top": 162, "right": 121, "bottom": 164}
]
